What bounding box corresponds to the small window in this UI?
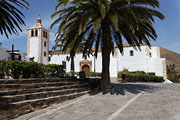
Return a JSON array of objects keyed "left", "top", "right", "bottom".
[
  {"left": 44, "top": 52, "right": 46, "bottom": 57},
  {"left": 48, "top": 57, "right": 51, "bottom": 62},
  {"left": 35, "top": 30, "right": 38, "bottom": 36},
  {"left": 44, "top": 42, "right": 46, "bottom": 47},
  {"left": 31, "top": 30, "right": 34, "bottom": 37},
  {"left": 18, "top": 55, "right": 21, "bottom": 61},
  {"left": 43, "top": 31, "right": 45, "bottom": 37},
  {"left": 130, "top": 50, "right": 134, "bottom": 56},
  {"left": 45, "top": 32, "right": 47, "bottom": 38},
  {"left": 149, "top": 52, "right": 152, "bottom": 58}
]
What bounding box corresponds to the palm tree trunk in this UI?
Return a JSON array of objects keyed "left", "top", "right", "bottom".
[
  {"left": 101, "top": 22, "right": 112, "bottom": 90},
  {"left": 70, "top": 55, "right": 74, "bottom": 72}
]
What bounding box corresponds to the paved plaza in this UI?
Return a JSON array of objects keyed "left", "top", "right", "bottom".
[{"left": 14, "top": 83, "right": 180, "bottom": 120}]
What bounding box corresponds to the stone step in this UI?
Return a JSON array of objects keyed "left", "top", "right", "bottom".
[
  {"left": 0, "top": 88, "right": 89, "bottom": 103},
  {"left": 0, "top": 91, "right": 90, "bottom": 120},
  {"left": 0, "top": 83, "right": 88, "bottom": 96},
  {"left": 0, "top": 81, "right": 86, "bottom": 91},
  {"left": 0, "top": 78, "right": 80, "bottom": 84},
  {"left": 0, "top": 78, "right": 100, "bottom": 120}
]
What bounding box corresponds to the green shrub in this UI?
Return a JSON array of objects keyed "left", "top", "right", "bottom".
[
  {"left": 43, "top": 64, "right": 65, "bottom": 78},
  {"left": 0, "top": 60, "right": 65, "bottom": 79},
  {"left": 147, "top": 72, "right": 155, "bottom": 76},
  {"left": 9, "top": 60, "right": 24, "bottom": 79},
  {"left": 132, "top": 71, "right": 146, "bottom": 75},
  {"left": 168, "top": 73, "right": 179, "bottom": 83},
  {"left": 0, "top": 60, "right": 9, "bottom": 79},
  {"left": 69, "top": 72, "right": 101, "bottom": 78},
  {"left": 22, "top": 62, "right": 32, "bottom": 78},
  {"left": 86, "top": 72, "right": 101, "bottom": 77},
  {"left": 118, "top": 70, "right": 164, "bottom": 83}
]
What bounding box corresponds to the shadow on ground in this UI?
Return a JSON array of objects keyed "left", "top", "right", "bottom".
[{"left": 90, "top": 83, "right": 160, "bottom": 96}]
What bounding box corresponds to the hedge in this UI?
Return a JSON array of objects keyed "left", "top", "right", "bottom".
[
  {"left": 70, "top": 72, "right": 101, "bottom": 78},
  {"left": 118, "top": 70, "right": 164, "bottom": 83},
  {"left": 87, "top": 72, "right": 101, "bottom": 77},
  {"left": 0, "top": 60, "right": 65, "bottom": 79}
]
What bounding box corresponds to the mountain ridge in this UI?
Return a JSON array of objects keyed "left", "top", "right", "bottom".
[{"left": 160, "top": 47, "right": 180, "bottom": 68}]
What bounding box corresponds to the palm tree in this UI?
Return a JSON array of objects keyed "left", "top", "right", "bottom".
[
  {"left": 0, "top": 0, "right": 29, "bottom": 38},
  {"left": 51, "top": 0, "right": 165, "bottom": 90}
]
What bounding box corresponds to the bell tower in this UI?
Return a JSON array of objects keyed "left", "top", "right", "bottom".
[{"left": 27, "top": 16, "right": 49, "bottom": 64}]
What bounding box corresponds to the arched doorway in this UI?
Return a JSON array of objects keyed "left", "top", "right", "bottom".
[
  {"left": 80, "top": 59, "right": 92, "bottom": 73},
  {"left": 82, "top": 64, "right": 90, "bottom": 73}
]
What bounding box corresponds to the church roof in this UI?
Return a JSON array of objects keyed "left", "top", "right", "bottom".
[
  {"left": 34, "top": 23, "right": 43, "bottom": 27},
  {"left": 122, "top": 42, "right": 152, "bottom": 47},
  {"left": 33, "top": 16, "right": 43, "bottom": 27},
  {"left": 50, "top": 43, "right": 157, "bottom": 55}
]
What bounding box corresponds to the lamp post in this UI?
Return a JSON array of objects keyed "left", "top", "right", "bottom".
[{"left": 11, "top": 44, "right": 14, "bottom": 60}]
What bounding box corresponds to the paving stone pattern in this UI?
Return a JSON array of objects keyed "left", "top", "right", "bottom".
[{"left": 14, "top": 83, "right": 180, "bottom": 120}]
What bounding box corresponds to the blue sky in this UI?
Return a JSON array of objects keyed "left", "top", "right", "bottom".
[{"left": 0, "top": 0, "right": 180, "bottom": 54}]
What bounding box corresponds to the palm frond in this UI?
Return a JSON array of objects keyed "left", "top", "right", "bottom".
[{"left": 0, "top": 0, "right": 29, "bottom": 38}]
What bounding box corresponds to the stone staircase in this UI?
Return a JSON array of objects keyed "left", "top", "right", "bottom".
[{"left": 0, "top": 78, "right": 100, "bottom": 120}]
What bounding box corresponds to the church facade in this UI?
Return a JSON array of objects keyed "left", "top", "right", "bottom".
[
  {"left": 27, "top": 17, "right": 167, "bottom": 79},
  {"left": 49, "top": 45, "right": 167, "bottom": 78}
]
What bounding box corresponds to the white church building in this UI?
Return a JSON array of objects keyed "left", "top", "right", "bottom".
[
  {"left": 50, "top": 45, "right": 167, "bottom": 78},
  {"left": 27, "top": 17, "right": 167, "bottom": 79}
]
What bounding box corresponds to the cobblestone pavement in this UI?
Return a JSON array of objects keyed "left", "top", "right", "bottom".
[{"left": 14, "top": 83, "right": 180, "bottom": 120}]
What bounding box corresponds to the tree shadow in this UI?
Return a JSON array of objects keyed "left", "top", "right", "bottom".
[{"left": 89, "top": 83, "right": 160, "bottom": 96}]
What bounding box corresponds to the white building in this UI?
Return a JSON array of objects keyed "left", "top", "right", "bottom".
[
  {"left": 26, "top": 17, "right": 166, "bottom": 79},
  {"left": 27, "top": 16, "right": 49, "bottom": 64},
  {"left": 117, "top": 43, "right": 166, "bottom": 78},
  {"left": 0, "top": 43, "right": 29, "bottom": 61},
  {"left": 49, "top": 44, "right": 167, "bottom": 79}
]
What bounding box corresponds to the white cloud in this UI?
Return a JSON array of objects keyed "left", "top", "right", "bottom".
[
  {"left": 177, "top": 49, "right": 180, "bottom": 54},
  {"left": 49, "top": 32, "right": 56, "bottom": 42},
  {"left": 171, "top": 42, "right": 180, "bottom": 53},
  {"left": 172, "top": 42, "right": 180, "bottom": 47},
  {"left": 0, "top": 17, "right": 58, "bottom": 43},
  {"left": 0, "top": 27, "right": 27, "bottom": 42},
  {"left": 42, "top": 19, "right": 53, "bottom": 29}
]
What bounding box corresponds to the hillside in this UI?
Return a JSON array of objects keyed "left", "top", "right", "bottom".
[{"left": 160, "top": 47, "right": 180, "bottom": 68}]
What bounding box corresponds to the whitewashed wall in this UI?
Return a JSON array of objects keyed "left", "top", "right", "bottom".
[
  {"left": 0, "top": 46, "right": 11, "bottom": 60},
  {"left": 50, "top": 53, "right": 100, "bottom": 73},
  {"left": 148, "top": 58, "right": 166, "bottom": 77},
  {"left": 151, "top": 46, "right": 160, "bottom": 58},
  {"left": 118, "top": 46, "right": 148, "bottom": 72},
  {"left": 0, "top": 46, "right": 30, "bottom": 61},
  {"left": 42, "top": 37, "right": 49, "bottom": 64},
  {"left": 50, "top": 52, "right": 119, "bottom": 78},
  {"left": 50, "top": 45, "right": 166, "bottom": 78},
  {"left": 117, "top": 46, "right": 166, "bottom": 77},
  {"left": 29, "top": 37, "right": 39, "bottom": 62}
]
